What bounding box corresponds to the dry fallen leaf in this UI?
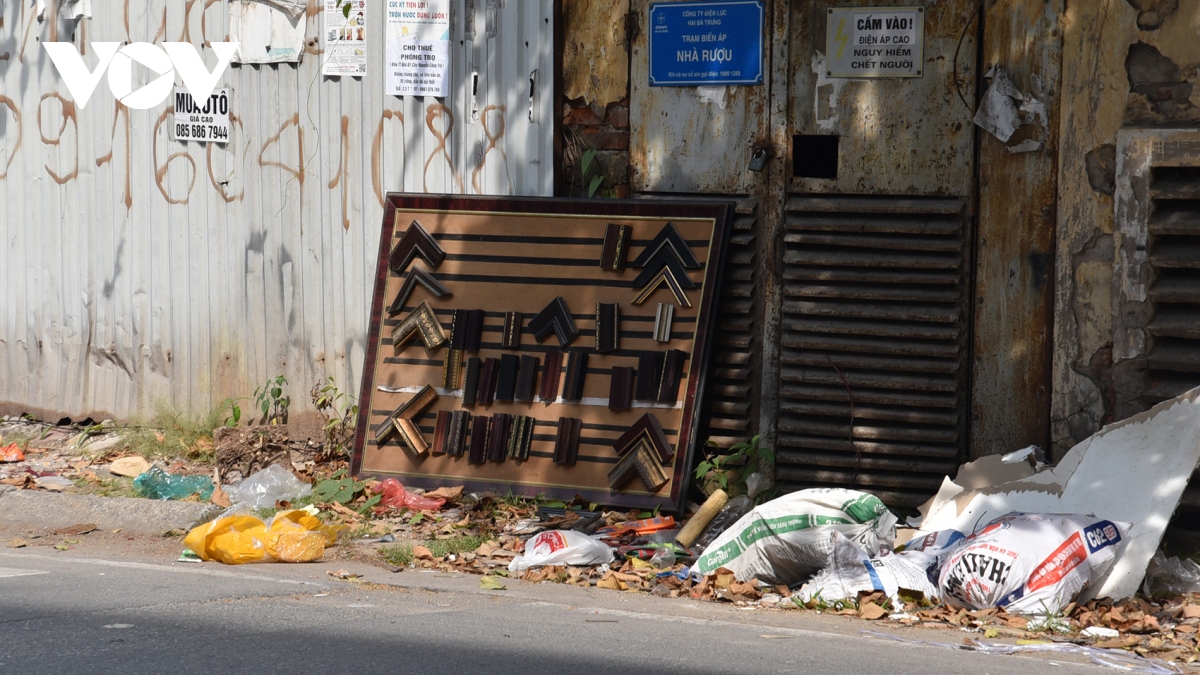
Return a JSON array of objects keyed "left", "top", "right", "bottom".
[
  {"left": 1183, "top": 605, "right": 1200, "bottom": 620},
  {"left": 413, "top": 545, "right": 435, "bottom": 561},
  {"left": 480, "top": 576, "right": 507, "bottom": 590},
  {"left": 6, "top": 539, "right": 29, "bottom": 549},
  {"left": 424, "top": 486, "right": 464, "bottom": 501},
  {"left": 1005, "top": 616, "right": 1029, "bottom": 629},
  {"left": 597, "top": 572, "right": 628, "bottom": 591},
  {"left": 326, "top": 569, "right": 361, "bottom": 580},
  {"left": 209, "top": 468, "right": 232, "bottom": 507},
  {"left": 1095, "top": 636, "right": 1142, "bottom": 649},
  {"left": 50, "top": 523, "right": 96, "bottom": 536},
  {"left": 109, "top": 456, "right": 151, "bottom": 478},
  {"left": 210, "top": 483, "right": 232, "bottom": 508},
  {"left": 859, "top": 602, "right": 889, "bottom": 620}
]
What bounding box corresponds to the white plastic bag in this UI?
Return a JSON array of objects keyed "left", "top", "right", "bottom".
[
  {"left": 798, "top": 529, "right": 965, "bottom": 605},
  {"left": 507, "top": 530, "right": 614, "bottom": 572},
  {"left": 224, "top": 465, "right": 313, "bottom": 509},
  {"left": 694, "top": 488, "right": 898, "bottom": 585},
  {"left": 937, "top": 512, "right": 1127, "bottom": 615}
]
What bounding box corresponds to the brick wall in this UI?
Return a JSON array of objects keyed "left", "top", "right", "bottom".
[{"left": 561, "top": 98, "right": 631, "bottom": 198}]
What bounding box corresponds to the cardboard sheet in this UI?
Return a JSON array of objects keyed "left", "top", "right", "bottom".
[{"left": 919, "top": 388, "right": 1200, "bottom": 600}]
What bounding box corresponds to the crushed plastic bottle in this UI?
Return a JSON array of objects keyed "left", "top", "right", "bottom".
[
  {"left": 649, "top": 547, "right": 677, "bottom": 568},
  {"left": 133, "top": 466, "right": 214, "bottom": 501}
]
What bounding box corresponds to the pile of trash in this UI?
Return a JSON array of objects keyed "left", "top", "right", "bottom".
[{"left": 11, "top": 389, "right": 1200, "bottom": 671}]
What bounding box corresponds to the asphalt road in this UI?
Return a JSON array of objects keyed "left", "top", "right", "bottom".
[{"left": 0, "top": 536, "right": 1121, "bottom": 675}]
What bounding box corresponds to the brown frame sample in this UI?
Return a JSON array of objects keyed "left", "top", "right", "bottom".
[{"left": 352, "top": 194, "right": 733, "bottom": 512}]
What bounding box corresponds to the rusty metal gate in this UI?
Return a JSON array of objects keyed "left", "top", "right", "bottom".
[
  {"left": 630, "top": 0, "right": 1057, "bottom": 506},
  {"left": 776, "top": 196, "right": 972, "bottom": 507}
]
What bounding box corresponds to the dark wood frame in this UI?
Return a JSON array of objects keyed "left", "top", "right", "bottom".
[{"left": 351, "top": 193, "right": 733, "bottom": 512}]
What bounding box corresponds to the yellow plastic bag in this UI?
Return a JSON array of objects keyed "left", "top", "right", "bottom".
[
  {"left": 273, "top": 530, "right": 327, "bottom": 563},
  {"left": 183, "top": 515, "right": 268, "bottom": 565},
  {"left": 270, "top": 510, "right": 342, "bottom": 547},
  {"left": 263, "top": 510, "right": 341, "bottom": 561}
]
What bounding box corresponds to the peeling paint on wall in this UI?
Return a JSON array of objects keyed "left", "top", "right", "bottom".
[
  {"left": 1051, "top": 0, "right": 1135, "bottom": 456},
  {"left": 562, "top": 0, "right": 629, "bottom": 109},
  {"left": 1051, "top": 0, "right": 1200, "bottom": 453}
]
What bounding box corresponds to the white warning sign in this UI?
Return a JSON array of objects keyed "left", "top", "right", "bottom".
[{"left": 826, "top": 7, "right": 924, "bottom": 79}]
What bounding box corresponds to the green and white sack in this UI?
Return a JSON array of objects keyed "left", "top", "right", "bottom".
[{"left": 694, "top": 488, "right": 898, "bottom": 585}]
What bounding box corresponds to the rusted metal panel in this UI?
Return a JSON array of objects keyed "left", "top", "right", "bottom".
[
  {"left": 970, "top": 0, "right": 1062, "bottom": 458},
  {"left": 788, "top": 0, "right": 977, "bottom": 197},
  {"left": 1113, "top": 129, "right": 1200, "bottom": 412},
  {"left": 775, "top": 196, "right": 971, "bottom": 507},
  {"left": 0, "top": 0, "right": 553, "bottom": 420},
  {"left": 628, "top": 0, "right": 770, "bottom": 194}
]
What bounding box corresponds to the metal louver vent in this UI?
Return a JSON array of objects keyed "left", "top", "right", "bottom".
[
  {"left": 699, "top": 199, "right": 760, "bottom": 449},
  {"left": 776, "top": 196, "right": 971, "bottom": 507},
  {"left": 1145, "top": 166, "right": 1200, "bottom": 404}
]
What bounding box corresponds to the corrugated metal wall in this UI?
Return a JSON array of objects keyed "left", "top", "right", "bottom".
[{"left": 0, "top": 0, "right": 554, "bottom": 420}]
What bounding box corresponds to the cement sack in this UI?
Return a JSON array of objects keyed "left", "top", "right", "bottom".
[
  {"left": 508, "top": 530, "right": 613, "bottom": 572},
  {"left": 937, "top": 512, "right": 1128, "bottom": 615},
  {"left": 797, "top": 529, "right": 965, "bottom": 605},
  {"left": 694, "top": 488, "right": 898, "bottom": 585}
]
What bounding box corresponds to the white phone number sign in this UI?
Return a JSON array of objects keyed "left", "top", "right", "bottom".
[{"left": 171, "top": 87, "right": 230, "bottom": 143}]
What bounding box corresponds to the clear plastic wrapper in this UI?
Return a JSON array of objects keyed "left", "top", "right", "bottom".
[
  {"left": 1143, "top": 550, "right": 1200, "bottom": 596},
  {"left": 224, "top": 465, "right": 312, "bottom": 509}
]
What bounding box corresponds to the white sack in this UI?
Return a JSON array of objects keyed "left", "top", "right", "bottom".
[
  {"left": 937, "top": 512, "right": 1127, "bottom": 615},
  {"left": 693, "top": 488, "right": 897, "bottom": 585}
]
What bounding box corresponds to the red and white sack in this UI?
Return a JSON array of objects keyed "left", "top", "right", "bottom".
[
  {"left": 508, "top": 530, "right": 614, "bottom": 572},
  {"left": 937, "top": 512, "right": 1127, "bottom": 615}
]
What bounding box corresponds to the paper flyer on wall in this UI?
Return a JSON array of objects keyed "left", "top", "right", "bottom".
[
  {"left": 323, "top": 0, "right": 368, "bottom": 76},
  {"left": 385, "top": 0, "right": 450, "bottom": 96}
]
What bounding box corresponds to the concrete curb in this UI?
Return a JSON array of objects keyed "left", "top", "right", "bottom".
[{"left": 0, "top": 488, "right": 220, "bottom": 534}]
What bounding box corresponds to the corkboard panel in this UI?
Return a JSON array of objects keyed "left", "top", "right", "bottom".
[{"left": 352, "top": 194, "right": 733, "bottom": 512}]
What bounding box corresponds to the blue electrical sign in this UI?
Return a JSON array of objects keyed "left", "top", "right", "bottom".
[{"left": 649, "top": 1, "right": 763, "bottom": 86}]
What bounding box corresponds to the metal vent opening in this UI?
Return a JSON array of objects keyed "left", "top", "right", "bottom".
[
  {"left": 1146, "top": 166, "right": 1200, "bottom": 404},
  {"left": 776, "top": 196, "right": 971, "bottom": 508},
  {"left": 1145, "top": 165, "right": 1200, "bottom": 535},
  {"left": 699, "top": 199, "right": 761, "bottom": 450}
]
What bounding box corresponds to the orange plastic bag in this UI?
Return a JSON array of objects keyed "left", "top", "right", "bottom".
[
  {"left": 183, "top": 515, "right": 268, "bottom": 565},
  {"left": 0, "top": 443, "right": 25, "bottom": 463}
]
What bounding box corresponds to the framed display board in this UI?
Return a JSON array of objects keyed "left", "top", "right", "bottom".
[{"left": 351, "top": 194, "right": 733, "bottom": 511}]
